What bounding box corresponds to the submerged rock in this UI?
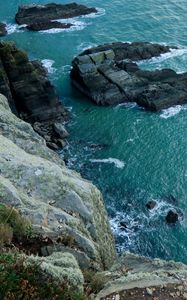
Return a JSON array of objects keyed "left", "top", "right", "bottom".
[
  {"left": 166, "top": 210, "right": 179, "bottom": 224},
  {"left": 15, "top": 3, "right": 97, "bottom": 31},
  {"left": 0, "top": 41, "right": 68, "bottom": 148},
  {"left": 146, "top": 200, "right": 157, "bottom": 210},
  {"left": 71, "top": 41, "right": 187, "bottom": 111},
  {"left": 0, "top": 22, "right": 7, "bottom": 36}
]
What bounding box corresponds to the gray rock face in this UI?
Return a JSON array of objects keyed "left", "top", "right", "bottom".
[
  {"left": 0, "top": 41, "right": 69, "bottom": 148},
  {"left": 71, "top": 42, "right": 187, "bottom": 111},
  {"left": 15, "top": 3, "right": 97, "bottom": 31},
  {"left": 0, "top": 23, "right": 7, "bottom": 36},
  {"left": 0, "top": 94, "right": 116, "bottom": 270}
]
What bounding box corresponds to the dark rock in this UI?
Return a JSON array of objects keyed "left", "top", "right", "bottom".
[
  {"left": 89, "top": 143, "right": 108, "bottom": 150},
  {"left": 146, "top": 200, "right": 157, "bottom": 210},
  {"left": 15, "top": 3, "right": 97, "bottom": 31},
  {"left": 27, "top": 21, "right": 72, "bottom": 31},
  {"left": 0, "top": 23, "right": 7, "bottom": 36},
  {"left": 71, "top": 42, "right": 187, "bottom": 110},
  {"left": 0, "top": 41, "right": 68, "bottom": 149},
  {"left": 166, "top": 210, "right": 179, "bottom": 224},
  {"left": 119, "top": 221, "right": 128, "bottom": 230},
  {"left": 53, "top": 122, "right": 69, "bottom": 139}
]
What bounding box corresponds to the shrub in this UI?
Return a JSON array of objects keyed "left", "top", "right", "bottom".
[
  {"left": 0, "top": 204, "right": 32, "bottom": 245},
  {"left": 83, "top": 269, "right": 107, "bottom": 293},
  {"left": 0, "top": 253, "right": 90, "bottom": 300},
  {"left": 0, "top": 223, "right": 13, "bottom": 246}
]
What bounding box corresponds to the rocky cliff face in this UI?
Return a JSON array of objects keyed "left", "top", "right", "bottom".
[
  {"left": 0, "top": 93, "right": 116, "bottom": 270},
  {"left": 0, "top": 41, "right": 69, "bottom": 149}
]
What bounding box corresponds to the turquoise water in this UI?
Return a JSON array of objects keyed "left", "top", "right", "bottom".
[{"left": 1, "top": 0, "right": 187, "bottom": 263}]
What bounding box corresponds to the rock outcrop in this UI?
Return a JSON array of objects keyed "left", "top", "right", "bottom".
[
  {"left": 71, "top": 42, "right": 187, "bottom": 111},
  {"left": 0, "top": 23, "right": 7, "bottom": 36},
  {"left": 0, "top": 41, "right": 68, "bottom": 149},
  {"left": 96, "top": 252, "right": 187, "bottom": 299},
  {"left": 15, "top": 3, "right": 97, "bottom": 31},
  {"left": 0, "top": 93, "right": 116, "bottom": 270}
]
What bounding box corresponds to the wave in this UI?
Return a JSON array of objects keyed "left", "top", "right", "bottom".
[
  {"left": 160, "top": 105, "right": 184, "bottom": 119},
  {"left": 41, "top": 59, "right": 56, "bottom": 74},
  {"left": 90, "top": 158, "right": 125, "bottom": 169},
  {"left": 114, "top": 102, "right": 137, "bottom": 109},
  {"left": 40, "top": 20, "right": 88, "bottom": 33},
  {"left": 81, "top": 7, "right": 106, "bottom": 19},
  {"left": 139, "top": 47, "right": 187, "bottom": 66}
]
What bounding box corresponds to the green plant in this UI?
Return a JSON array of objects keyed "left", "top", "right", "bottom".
[
  {"left": 0, "top": 223, "right": 13, "bottom": 246},
  {"left": 0, "top": 204, "right": 33, "bottom": 245},
  {"left": 83, "top": 270, "right": 107, "bottom": 293},
  {"left": 0, "top": 253, "right": 90, "bottom": 300}
]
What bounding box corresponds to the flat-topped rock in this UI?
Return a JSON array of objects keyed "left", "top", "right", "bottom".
[
  {"left": 0, "top": 22, "right": 7, "bottom": 36},
  {"left": 71, "top": 42, "right": 187, "bottom": 111},
  {"left": 15, "top": 2, "right": 97, "bottom": 31}
]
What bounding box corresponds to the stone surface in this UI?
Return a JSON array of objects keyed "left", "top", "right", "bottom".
[
  {"left": 96, "top": 252, "right": 187, "bottom": 299},
  {"left": 71, "top": 42, "right": 187, "bottom": 111},
  {"left": 0, "top": 94, "right": 116, "bottom": 270},
  {"left": 27, "top": 21, "right": 72, "bottom": 31},
  {"left": 15, "top": 3, "right": 97, "bottom": 31},
  {"left": 26, "top": 252, "right": 84, "bottom": 291},
  {"left": 166, "top": 210, "right": 179, "bottom": 224},
  {"left": 146, "top": 200, "right": 157, "bottom": 210},
  {"left": 0, "top": 23, "right": 7, "bottom": 36},
  {"left": 0, "top": 41, "right": 68, "bottom": 148}
]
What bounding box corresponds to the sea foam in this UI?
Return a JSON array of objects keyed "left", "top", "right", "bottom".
[
  {"left": 41, "top": 59, "right": 56, "bottom": 74},
  {"left": 90, "top": 158, "right": 125, "bottom": 169},
  {"left": 160, "top": 105, "right": 183, "bottom": 119}
]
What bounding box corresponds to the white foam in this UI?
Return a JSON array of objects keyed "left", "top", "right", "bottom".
[
  {"left": 90, "top": 158, "right": 125, "bottom": 169},
  {"left": 41, "top": 59, "right": 56, "bottom": 74},
  {"left": 77, "top": 42, "right": 97, "bottom": 52},
  {"left": 115, "top": 102, "right": 137, "bottom": 109},
  {"left": 160, "top": 105, "right": 183, "bottom": 119},
  {"left": 81, "top": 7, "right": 106, "bottom": 18},
  {"left": 40, "top": 20, "right": 87, "bottom": 33},
  {"left": 139, "top": 47, "right": 187, "bottom": 66},
  {"left": 6, "top": 23, "right": 19, "bottom": 34}
]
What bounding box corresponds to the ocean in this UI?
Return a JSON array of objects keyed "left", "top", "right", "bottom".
[{"left": 1, "top": 0, "right": 187, "bottom": 263}]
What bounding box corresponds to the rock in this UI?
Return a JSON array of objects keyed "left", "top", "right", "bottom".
[
  {"left": 183, "top": 292, "right": 187, "bottom": 299},
  {"left": 146, "top": 287, "right": 153, "bottom": 295},
  {"left": 146, "top": 200, "right": 157, "bottom": 210},
  {"left": 119, "top": 221, "right": 128, "bottom": 230},
  {"left": 0, "top": 23, "right": 7, "bottom": 36},
  {"left": 0, "top": 41, "right": 68, "bottom": 149},
  {"left": 71, "top": 42, "right": 187, "bottom": 110},
  {"left": 166, "top": 210, "right": 179, "bottom": 224},
  {"left": 26, "top": 252, "right": 84, "bottom": 292},
  {"left": 27, "top": 21, "right": 72, "bottom": 31},
  {"left": 15, "top": 3, "right": 97, "bottom": 31},
  {"left": 0, "top": 94, "right": 116, "bottom": 269},
  {"left": 53, "top": 122, "right": 69, "bottom": 139}
]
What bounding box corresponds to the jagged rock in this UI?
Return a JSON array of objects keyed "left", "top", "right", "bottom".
[
  {"left": 71, "top": 42, "right": 187, "bottom": 111},
  {"left": 0, "top": 94, "right": 116, "bottom": 269},
  {"left": 166, "top": 210, "right": 179, "bottom": 224},
  {"left": 146, "top": 200, "right": 157, "bottom": 210},
  {"left": 0, "top": 23, "right": 7, "bottom": 36},
  {"left": 15, "top": 3, "right": 97, "bottom": 31},
  {"left": 27, "top": 21, "right": 72, "bottom": 31},
  {"left": 0, "top": 41, "right": 69, "bottom": 148},
  {"left": 53, "top": 122, "right": 69, "bottom": 139}
]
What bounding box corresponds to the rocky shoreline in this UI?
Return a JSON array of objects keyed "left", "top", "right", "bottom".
[
  {"left": 15, "top": 3, "right": 97, "bottom": 31},
  {"left": 71, "top": 41, "right": 187, "bottom": 111}
]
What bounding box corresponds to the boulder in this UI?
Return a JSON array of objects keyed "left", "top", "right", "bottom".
[
  {"left": 15, "top": 3, "right": 97, "bottom": 31},
  {"left": 71, "top": 42, "right": 187, "bottom": 110},
  {"left": 0, "top": 23, "right": 7, "bottom": 36},
  {"left": 146, "top": 200, "right": 157, "bottom": 210},
  {"left": 53, "top": 122, "right": 69, "bottom": 139},
  {"left": 166, "top": 210, "right": 179, "bottom": 224}
]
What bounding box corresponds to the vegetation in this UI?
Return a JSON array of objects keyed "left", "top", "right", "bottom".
[
  {"left": 0, "top": 253, "right": 90, "bottom": 300},
  {"left": 83, "top": 269, "right": 107, "bottom": 293},
  {"left": 0, "top": 204, "right": 32, "bottom": 246}
]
